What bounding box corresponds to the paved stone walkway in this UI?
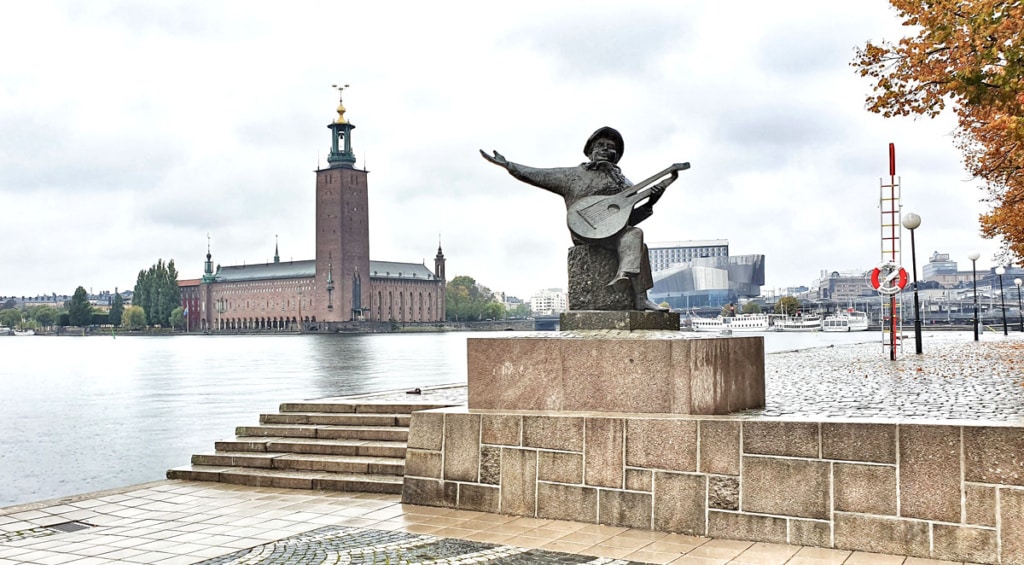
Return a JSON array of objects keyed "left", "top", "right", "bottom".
[
  {"left": 0, "top": 481, "right": 977, "bottom": 564},
  {"left": 359, "top": 332, "right": 1024, "bottom": 422}
]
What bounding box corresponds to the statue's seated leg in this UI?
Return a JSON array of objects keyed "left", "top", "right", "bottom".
[{"left": 567, "top": 244, "right": 633, "bottom": 311}]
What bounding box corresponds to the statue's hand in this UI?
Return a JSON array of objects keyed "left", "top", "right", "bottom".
[
  {"left": 649, "top": 171, "right": 677, "bottom": 199},
  {"left": 479, "top": 149, "right": 508, "bottom": 168}
]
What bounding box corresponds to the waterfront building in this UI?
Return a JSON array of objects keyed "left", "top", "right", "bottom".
[
  {"left": 922, "top": 251, "right": 958, "bottom": 283},
  {"left": 184, "top": 94, "right": 446, "bottom": 332},
  {"left": 529, "top": 288, "right": 567, "bottom": 315},
  {"left": 921, "top": 251, "right": 973, "bottom": 287},
  {"left": 646, "top": 239, "right": 765, "bottom": 309},
  {"left": 817, "top": 270, "right": 877, "bottom": 305},
  {"left": 647, "top": 239, "right": 729, "bottom": 272}
]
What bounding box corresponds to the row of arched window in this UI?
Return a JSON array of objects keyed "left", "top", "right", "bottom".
[
  {"left": 373, "top": 290, "right": 437, "bottom": 322},
  {"left": 204, "top": 316, "right": 316, "bottom": 331}
]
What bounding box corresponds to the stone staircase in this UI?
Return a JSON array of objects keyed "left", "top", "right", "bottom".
[{"left": 167, "top": 400, "right": 454, "bottom": 494}]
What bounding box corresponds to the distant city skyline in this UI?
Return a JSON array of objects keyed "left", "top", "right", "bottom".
[{"left": 5, "top": 246, "right": 1016, "bottom": 306}]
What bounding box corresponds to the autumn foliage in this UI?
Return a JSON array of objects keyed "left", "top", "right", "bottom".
[{"left": 852, "top": 0, "right": 1024, "bottom": 262}]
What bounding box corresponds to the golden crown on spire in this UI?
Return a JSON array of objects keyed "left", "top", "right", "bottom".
[{"left": 332, "top": 83, "right": 350, "bottom": 124}]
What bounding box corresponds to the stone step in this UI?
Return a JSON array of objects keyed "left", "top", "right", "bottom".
[
  {"left": 259, "top": 412, "right": 412, "bottom": 427},
  {"left": 169, "top": 400, "right": 456, "bottom": 496},
  {"left": 274, "top": 453, "right": 404, "bottom": 475},
  {"left": 166, "top": 465, "right": 404, "bottom": 493},
  {"left": 235, "top": 424, "right": 409, "bottom": 441},
  {"left": 278, "top": 401, "right": 453, "bottom": 414},
  {"left": 215, "top": 436, "right": 407, "bottom": 458},
  {"left": 269, "top": 438, "right": 407, "bottom": 458},
  {"left": 191, "top": 451, "right": 284, "bottom": 468},
  {"left": 191, "top": 451, "right": 405, "bottom": 475}
]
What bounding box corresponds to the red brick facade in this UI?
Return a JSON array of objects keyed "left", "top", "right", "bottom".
[{"left": 314, "top": 166, "right": 371, "bottom": 322}]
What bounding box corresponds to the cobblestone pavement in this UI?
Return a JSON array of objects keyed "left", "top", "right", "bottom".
[
  {"left": 758, "top": 331, "right": 1024, "bottom": 421},
  {"left": 199, "top": 524, "right": 648, "bottom": 564},
  {"left": 358, "top": 332, "right": 1024, "bottom": 422}
]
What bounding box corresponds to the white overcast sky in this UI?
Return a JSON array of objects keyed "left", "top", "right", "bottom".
[{"left": 0, "top": 1, "right": 1004, "bottom": 300}]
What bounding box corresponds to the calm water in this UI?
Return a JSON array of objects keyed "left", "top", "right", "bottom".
[{"left": 0, "top": 330, "right": 877, "bottom": 508}]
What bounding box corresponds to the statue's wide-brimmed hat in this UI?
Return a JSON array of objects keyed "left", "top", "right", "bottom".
[{"left": 583, "top": 126, "right": 624, "bottom": 163}]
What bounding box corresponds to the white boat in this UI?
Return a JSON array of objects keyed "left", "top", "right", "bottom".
[
  {"left": 689, "top": 314, "right": 770, "bottom": 332},
  {"left": 688, "top": 315, "right": 724, "bottom": 331},
  {"left": 12, "top": 329, "right": 35, "bottom": 336},
  {"left": 821, "top": 310, "right": 870, "bottom": 332},
  {"left": 775, "top": 315, "right": 822, "bottom": 332}
]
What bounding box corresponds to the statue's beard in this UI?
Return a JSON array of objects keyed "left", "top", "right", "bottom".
[{"left": 585, "top": 159, "right": 620, "bottom": 171}]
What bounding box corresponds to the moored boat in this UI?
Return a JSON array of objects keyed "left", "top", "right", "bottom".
[
  {"left": 13, "top": 329, "right": 35, "bottom": 336},
  {"left": 688, "top": 315, "right": 724, "bottom": 332},
  {"left": 690, "top": 313, "right": 770, "bottom": 332},
  {"left": 775, "top": 315, "right": 822, "bottom": 332},
  {"left": 821, "top": 310, "right": 870, "bottom": 332}
]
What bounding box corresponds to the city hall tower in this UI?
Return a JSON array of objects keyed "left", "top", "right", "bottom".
[{"left": 314, "top": 85, "right": 371, "bottom": 321}]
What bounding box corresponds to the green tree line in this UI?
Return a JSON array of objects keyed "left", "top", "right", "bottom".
[
  {"left": 444, "top": 275, "right": 529, "bottom": 322},
  {"left": 0, "top": 286, "right": 125, "bottom": 329},
  {"left": 133, "top": 259, "right": 181, "bottom": 328},
  {"left": 2, "top": 256, "right": 182, "bottom": 331}
]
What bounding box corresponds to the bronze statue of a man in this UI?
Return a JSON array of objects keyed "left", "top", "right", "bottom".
[{"left": 481, "top": 127, "right": 687, "bottom": 311}]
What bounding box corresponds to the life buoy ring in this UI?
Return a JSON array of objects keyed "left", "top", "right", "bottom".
[{"left": 870, "top": 263, "right": 908, "bottom": 295}]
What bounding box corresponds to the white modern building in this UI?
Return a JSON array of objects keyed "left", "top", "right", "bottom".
[
  {"left": 648, "top": 240, "right": 729, "bottom": 272},
  {"left": 529, "top": 288, "right": 567, "bottom": 315},
  {"left": 646, "top": 239, "right": 765, "bottom": 309}
]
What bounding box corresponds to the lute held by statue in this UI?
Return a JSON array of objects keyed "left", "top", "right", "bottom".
[{"left": 567, "top": 162, "right": 690, "bottom": 240}]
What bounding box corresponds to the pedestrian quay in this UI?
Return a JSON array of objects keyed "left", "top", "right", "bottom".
[{"left": 1, "top": 331, "right": 1022, "bottom": 564}]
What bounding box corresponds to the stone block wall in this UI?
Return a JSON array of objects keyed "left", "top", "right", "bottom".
[{"left": 402, "top": 409, "right": 1024, "bottom": 565}]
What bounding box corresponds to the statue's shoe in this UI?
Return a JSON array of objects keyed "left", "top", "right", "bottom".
[{"left": 635, "top": 297, "right": 669, "bottom": 311}]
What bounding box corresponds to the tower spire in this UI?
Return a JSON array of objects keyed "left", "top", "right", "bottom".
[
  {"left": 434, "top": 235, "right": 446, "bottom": 281},
  {"left": 327, "top": 84, "right": 357, "bottom": 168},
  {"left": 203, "top": 233, "right": 215, "bottom": 282},
  {"left": 274, "top": 234, "right": 280, "bottom": 263}
]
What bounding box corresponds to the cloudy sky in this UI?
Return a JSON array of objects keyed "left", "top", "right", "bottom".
[{"left": 0, "top": 1, "right": 1004, "bottom": 300}]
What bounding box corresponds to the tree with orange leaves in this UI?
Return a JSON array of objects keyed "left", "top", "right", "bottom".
[{"left": 852, "top": 0, "right": 1024, "bottom": 262}]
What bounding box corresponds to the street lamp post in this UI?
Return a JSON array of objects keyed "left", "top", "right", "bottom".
[
  {"left": 1015, "top": 278, "right": 1023, "bottom": 333},
  {"left": 902, "top": 213, "right": 923, "bottom": 354},
  {"left": 996, "top": 266, "right": 1008, "bottom": 335},
  {"left": 968, "top": 251, "right": 981, "bottom": 341}
]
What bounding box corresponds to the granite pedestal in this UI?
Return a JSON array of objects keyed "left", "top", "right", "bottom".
[{"left": 467, "top": 330, "right": 764, "bottom": 415}]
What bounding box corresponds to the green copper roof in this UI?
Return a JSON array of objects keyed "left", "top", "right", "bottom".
[
  {"left": 369, "top": 261, "right": 438, "bottom": 280},
  {"left": 214, "top": 260, "right": 315, "bottom": 282},
  {"left": 208, "top": 259, "right": 437, "bottom": 283}
]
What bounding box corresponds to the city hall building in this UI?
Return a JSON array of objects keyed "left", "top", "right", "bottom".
[{"left": 180, "top": 95, "right": 446, "bottom": 332}]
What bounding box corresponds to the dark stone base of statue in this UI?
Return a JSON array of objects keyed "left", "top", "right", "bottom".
[
  {"left": 567, "top": 244, "right": 633, "bottom": 310},
  {"left": 561, "top": 310, "right": 680, "bottom": 331}
]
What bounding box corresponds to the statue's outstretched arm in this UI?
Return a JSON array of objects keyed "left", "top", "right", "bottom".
[
  {"left": 480, "top": 149, "right": 573, "bottom": 197},
  {"left": 479, "top": 149, "right": 508, "bottom": 169}
]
